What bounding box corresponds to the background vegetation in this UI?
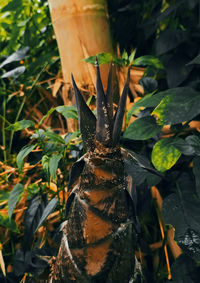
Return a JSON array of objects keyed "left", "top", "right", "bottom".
[{"left": 0, "top": 0, "right": 200, "bottom": 282}]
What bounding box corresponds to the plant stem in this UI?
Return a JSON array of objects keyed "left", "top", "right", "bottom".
[{"left": 8, "top": 96, "right": 26, "bottom": 154}]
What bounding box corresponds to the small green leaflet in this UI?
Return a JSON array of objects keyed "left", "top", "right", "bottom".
[
  {"left": 56, "top": 105, "right": 78, "bottom": 120},
  {"left": 34, "top": 198, "right": 58, "bottom": 232},
  {"left": 8, "top": 183, "right": 24, "bottom": 219},
  {"left": 152, "top": 138, "right": 181, "bottom": 172},
  {"left": 17, "top": 144, "right": 36, "bottom": 172},
  {"left": 49, "top": 153, "right": 63, "bottom": 180},
  {"left": 83, "top": 53, "right": 113, "bottom": 65},
  {"left": 124, "top": 116, "right": 162, "bottom": 140},
  {"left": 6, "top": 120, "right": 34, "bottom": 131}
]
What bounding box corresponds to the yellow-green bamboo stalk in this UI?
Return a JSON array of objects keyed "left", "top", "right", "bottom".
[{"left": 48, "top": 0, "right": 114, "bottom": 89}]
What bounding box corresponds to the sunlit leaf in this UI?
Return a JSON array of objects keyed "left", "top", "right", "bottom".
[
  {"left": 6, "top": 120, "right": 34, "bottom": 131},
  {"left": 17, "top": 144, "right": 36, "bottom": 172},
  {"left": 34, "top": 198, "right": 58, "bottom": 232},
  {"left": 151, "top": 138, "right": 181, "bottom": 172},
  {"left": 83, "top": 52, "right": 113, "bottom": 65},
  {"left": 8, "top": 183, "right": 24, "bottom": 219}
]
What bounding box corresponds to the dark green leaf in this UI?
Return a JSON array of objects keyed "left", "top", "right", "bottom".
[
  {"left": 156, "top": 29, "right": 186, "bottom": 56},
  {"left": 152, "top": 88, "right": 200, "bottom": 125},
  {"left": 186, "top": 135, "right": 200, "bottom": 155},
  {"left": 8, "top": 183, "right": 24, "bottom": 219},
  {"left": 124, "top": 116, "right": 162, "bottom": 140},
  {"left": 17, "top": 144, "right": 36, "bottom": 172},
  {"left": 127, "top": 91, "right": 165, "bottom": 120},
  {"left": 139, "top": 77, "right": 158, "bottom": 93},
  {"left": 171, "top": 254, "right": 200, "bottom": 282},
  {"left": 193, "top": 157, "right": 200, "bottom": 198},
  {"left": 187, "top": 54, "right": 200, "bottom": 65},
  {"left": 49, "top": 153, "right": 63, "bottom": 179},
  {"left": 34, "top": 198, "right": 58, "bottom": 232},
  {"left": 24, "top": 195, "right": 46, "bottom": 248},
  {"left": 2, "top": 66, "right": 25, "bottom": 79},
  {"left": 1, "top": 0, "right": 22, "bottom": 12},
  {"left": 152, "top": 138, "right": 181, "bottom": 172},
  {"left": 43, "top": 131, "right": 65, "bottom": 144},
  {"left": 133, "top": 55, "right": 164, "bottom": 69},
  {"left": 0, "top": 47, "right": 29, "bottom": 68},
  {"left": 0, "top": 214, "right": 19, "bottom": 233},
  {"left": 162, "top": 189, "right": 200, "bottom": 261},
  {"left": 6, "top": 120, "right": 34, "bottom": 131},
  {"left": 166, "top": 54, "right": 192, "bottom": 88},
  {"left": 173, "top": 138, "right": 195, "bottom": 156},
  {"left": 56, "top": 106, "right": 78, "bottom": 120}
]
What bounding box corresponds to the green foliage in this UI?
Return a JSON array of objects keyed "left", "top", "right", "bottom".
[
  {"left": 124, "top": 116, "right": 162, "bottom": 140},
  {"left": 8, "top": 183, "right": 24, "bottom": 219},
  {"left": 151, "top": 138, "right": 181, "bottom": 172},
  {"left": 1, "top": 0, "right": 200, "bottom": 282}
]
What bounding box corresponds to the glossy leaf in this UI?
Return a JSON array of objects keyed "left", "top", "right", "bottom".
[
  {"left": 8, "top": 183, "right": 24, "bottom": 219},
  {"left": 171, "top": 254, "right": 200, "bottom": 282},
  {"left": 34, "top": 198, "right": 58, "bottom": 232},
  {"left": 152, "top": 138, "right": 181, "bottom": 172},
  {"left": 187, "top": 54, "right": 200, "bottom": 65},
  {"left": 173, "top": 138, "right": 195, "bottom": 156},
  {"left": 156, "top": 28, "right": 186, "bottom": 56},
  {"left": 6, "top": 120, "right": 34, "bottom": 131},
  {"left": 0, "top": 47, "right": 29, "bottom": 68},
  {"left": 17, "top": 144, "right": 36, "bottom": 172},
  {"left": 133, "top": 55, "right": 164, "bottom": 69},
  {"left": 56, "top": 106, "right": 78, "bottom": 120},
  {"left": 1, "top": 66, "right": 25, "bottom": 79},
  {"left": 152, "top": 87, "right": 200, "bottom": 125},
  {"left": 185, "top": 135, "right": 200, "bottom": 155},
  {"left": 127, "top": 91, "right": 165, "bottom": 120},
  {"left": 124, "top": 116, "right": 162, "bottom": 140},
  {"left": 162, "top": 189, "right": 200, "bottom": 261},
  {"left": 193, "top": 157, "right": 200, "bottom": 198},
  {"left": 49, "top": 153, "right": 63, "bottom": 180}
]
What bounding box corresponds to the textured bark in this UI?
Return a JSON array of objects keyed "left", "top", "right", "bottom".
[{"left": 49, "top": 142, "right": 136, "bottom": 282}]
